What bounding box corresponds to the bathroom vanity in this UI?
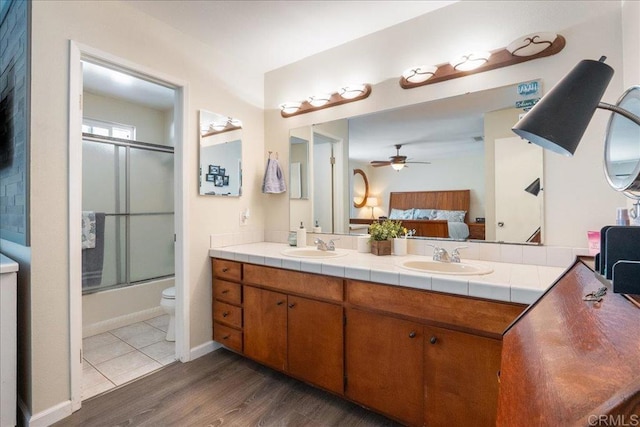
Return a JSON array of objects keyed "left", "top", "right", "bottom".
[{"left": 209, "top": 243, "right": 554, "bottom": 426}]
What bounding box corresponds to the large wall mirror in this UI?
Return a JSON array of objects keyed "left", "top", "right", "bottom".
[
  {"left": 199, "top": 110, "right": 242, "bottom": 196},
  {"left": 288, "top": 81, "right": 545, "bottom": 244}
]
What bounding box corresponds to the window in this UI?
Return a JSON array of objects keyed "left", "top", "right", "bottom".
[{"left": 83, "top": 118, "right": 135, "bottom": 140}]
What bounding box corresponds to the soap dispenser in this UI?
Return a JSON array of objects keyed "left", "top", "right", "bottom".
[
  {"left": 297, "top": 222, "right": 307, "bottom": 247},
  {"left": 313, "top": 220, "right": 321, "bottom": 233}
]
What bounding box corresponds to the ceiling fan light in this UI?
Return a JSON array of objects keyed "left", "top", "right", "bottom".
[
  {"left": 279, "top": 102, "right": 302, "bottom": 114},
  {"left": 308, "top": 93, "right": 332, "bottom": 107},
  {"left": 402, "top": 65, "right": 437, "bottom": 84},
  {"left": 339, "top": 84, "right": 366, "bottom": 99},
  {"left": 450, "top": 51, "right": 491, "bottom": 71},
  {"left": 391, "top": 163, "right": 405, "bottom": 171}
]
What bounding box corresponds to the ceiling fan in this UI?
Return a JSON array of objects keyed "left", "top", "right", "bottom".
[{"left": 370, "top": 144, "right": 431, "bottom": 171}]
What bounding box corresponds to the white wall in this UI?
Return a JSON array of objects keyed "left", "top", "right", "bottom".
[
  {"left": 24, "top": 0, "right": 264, "bottom": 418},
  {"left": 83, "top": 91, "right": 171, "bottom": 145},
  {"left": 265, "top": 1, "right": 628, "bottom": 249}
]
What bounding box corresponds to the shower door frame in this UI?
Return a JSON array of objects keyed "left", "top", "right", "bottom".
[{"left": 68, "top": 41, "right": 191, "bottom": 412}]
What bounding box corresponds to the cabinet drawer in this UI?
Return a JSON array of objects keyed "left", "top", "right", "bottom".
[
  {"left": 213, "top": 301, "right": 242, "bottom": 328},
  {"left": 244, "top": 264, "right": 343, "bottom": 302},
  {"left": 214, "top": 279, "right": 241, "bottom": 305},
  {"left": 212, "top": 259, "right": 242, "bottom": 282},
  {"left": 213, "top": 322, "right": 243, "bottom": 353},
  {"left": 346, "top": 280, "right": 525, "bottom": 337}
]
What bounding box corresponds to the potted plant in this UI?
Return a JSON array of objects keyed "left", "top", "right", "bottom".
[{"left": 369, "top": 219, "right": 403, "bottom": 255}]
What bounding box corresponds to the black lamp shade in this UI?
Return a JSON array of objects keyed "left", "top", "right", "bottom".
[
  {"left": 524, "top": 178, "right": 541, "bottom": 196},
  {"left": 512, "top": 59, "right": 614, "bottom": 156}
]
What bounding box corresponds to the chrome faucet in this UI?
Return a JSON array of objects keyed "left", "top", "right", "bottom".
[
  {"left": 451, "top": 246, "right": 467, "bottom": 263},
  {"left": 314, "top": 238, "right": 339, "bottom": 251},
  {"left": 428, "top": 245, "right": 467, "bottom": 263}
]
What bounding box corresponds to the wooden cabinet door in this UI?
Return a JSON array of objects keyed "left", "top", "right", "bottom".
[
  {"left": 243, "top": 286, "right": 287, "bottom": 371},
  {"left": 345, "top": 308, "right": 423, "bottom": 426},
  {"left": 424, "top": 326, "right": 502, "bottom": 427},
  {"left": 287, "top": 295, "right": 344, "bottom": 395}
]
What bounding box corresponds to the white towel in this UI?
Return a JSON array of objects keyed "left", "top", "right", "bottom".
[
  {"left": 262, "top": 158, "right": 287, "bottom": 194},
  {"left": 82, "top": 211, "right": 96, "bottom": 249}
]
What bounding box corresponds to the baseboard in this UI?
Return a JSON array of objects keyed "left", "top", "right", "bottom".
[
  {"left": 190, "top": 340, "right": 222, "bottom": 360},
  {"left": 83, "top": 306, "right": 165, "bottom": 338},
  {"left": 20, "top": 397, "right": 72, "bottom": 427}
]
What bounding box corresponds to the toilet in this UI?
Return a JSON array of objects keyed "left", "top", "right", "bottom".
[{"left": 160, "top": 286, "right": 176, "bottom": 342}]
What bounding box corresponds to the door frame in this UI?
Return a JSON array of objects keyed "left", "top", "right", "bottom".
[{"left": 68, "top": 40, "right": 191, "bottom": 411}]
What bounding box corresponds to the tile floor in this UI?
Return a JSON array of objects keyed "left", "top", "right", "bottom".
[{"left": 82, "top": 315, "right": 176, "bottom": 400}]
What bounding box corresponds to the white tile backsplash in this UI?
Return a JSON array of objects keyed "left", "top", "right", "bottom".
[{"left": 209, "top": 232, "right": 589, "bottom": 268}]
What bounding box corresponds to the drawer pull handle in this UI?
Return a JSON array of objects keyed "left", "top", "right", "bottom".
[
  {"left": 221, "top": 289, "right": 229, "bottom": 294},
  {"left": 276, "top": 301, "right": 285, "bottom": 306},
  {"left": 430, "top": 336, "right": 437, "bottom": 344},
  {"left": 222, "top": 268, "right": 229, "bottom": 272},
  {"left": 409, "top": 331, "right": 417, "bottom": 338},
  {"left": 222, "top": 311, "right": 229, "bottom": 317},
  {"left": 288, "top": 303, "right": 296, "bottom": 309},
  {"left": 223, "top": 335, "right": 230, "bottom": 340},
  {"left": 496, "top": 370, "right": 501, "bottom": 384}
]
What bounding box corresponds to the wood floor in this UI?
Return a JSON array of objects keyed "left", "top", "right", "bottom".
[{"left": 54, "top": 348, "right": 401, "bottom": 427}]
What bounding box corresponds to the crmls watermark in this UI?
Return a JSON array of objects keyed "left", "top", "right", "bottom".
[{"left": 588, "top": 415, "right": 640, "bottom": 426}]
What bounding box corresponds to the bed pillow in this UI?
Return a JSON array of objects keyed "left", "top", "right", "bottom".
[
  {"left": 413, "top": 208, "right": 436, "bottom": 220},
  {"left": 389, "top": 208, "right": 415, "bottom": 220},
  {"left": 434, "top": 209, "right": 466, "bottom": 223}
]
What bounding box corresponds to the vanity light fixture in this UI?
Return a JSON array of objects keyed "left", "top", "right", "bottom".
[
  {"left": 202, "top": 116, "right": 242, "bottom": 137},
  {"left": 450, "top": 51, "right": 491, "bottom": 72},
  {"left": 280, "top": 83, "right": 372, "bottom": 118},
  {"left": 400, "top": 32, "right": 565, "bottom": 89},
  {"left": 401, "top": 65, "right": 438, "bottom": 84},
  {"left": 339, "top": 84, "right": 367, "bottom": 99},
  {"left": 308, "top": 93, "right": 332, "bottom": 107}
]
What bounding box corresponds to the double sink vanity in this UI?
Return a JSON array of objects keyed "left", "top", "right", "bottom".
[{"left": 209, "top": 242, "right": 565, "bottom": 426}]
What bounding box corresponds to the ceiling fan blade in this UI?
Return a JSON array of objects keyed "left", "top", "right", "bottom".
[
  {"left": 406, "top": 161, "right": 431, "bottom": 165},
  {"left": 371, "top": 161, "right": 391, "bottom": 167}
]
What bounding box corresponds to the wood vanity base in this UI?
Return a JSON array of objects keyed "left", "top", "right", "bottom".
[{"left": 211, "top": 258, "right": 526, "bottom": 426}]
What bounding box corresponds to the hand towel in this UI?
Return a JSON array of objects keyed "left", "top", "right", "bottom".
[
  {"left": 82, "top": 212, "right": 105, "bottom": 289},
  {"left": 262, "top": 158, "right": 287, "bottom": 194},
  {"left": 81, "top": 211, "right": 96, "bottom": 249}
]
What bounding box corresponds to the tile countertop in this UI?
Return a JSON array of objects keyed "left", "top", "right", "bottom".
[
  {"left": 0, "top": 254, "right": 19, "bottom": 274},
  {"left": 209, "top": 242, "right": 567, "bottom": 305}
]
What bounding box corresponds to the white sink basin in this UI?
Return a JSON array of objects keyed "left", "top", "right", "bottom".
[
  {"left": 400, "top": 260, "right": 493, "bottom": 276},
  {"left": 281, "top": 247, "right": 349, "bottom": 259}
]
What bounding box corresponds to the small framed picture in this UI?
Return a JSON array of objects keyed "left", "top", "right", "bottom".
[
  {"left": 214, "top": 175, "right": 224, "bottom": 187},
  {"left": 223, "top": 175, "right": 229, "bottom": 186},
  {"left": 219, "top": 167, "right": 226, "bottom": 176},
  {"left": 209, "top": 165, "right": 219, "bottom": 174},
  {"left": 205, "top": 174, "right": 215, "bottom": 182}
]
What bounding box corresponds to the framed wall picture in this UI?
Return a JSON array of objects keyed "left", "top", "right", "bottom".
[
  {"left": 223, "top": 175, "right": 229, "bottom": 186},
  {"left": 206, "top": 174, "right": 215, "bottom": 182},
  {"left": 209, "top": 165, "right": 219, "bottom": 174},
  {"left": 214, "top": 174, "right": 224, "bottom": 187},
  {"left": 219, "top": 167, "right": 226, "bottom": 176}
]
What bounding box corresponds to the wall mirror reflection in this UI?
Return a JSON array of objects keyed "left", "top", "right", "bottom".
[
  {"left": 288, "top": 81, "right": 545, "bottom": 244},
  {"left": 199, "top": 110, "right": 242, "bottom": 196}
]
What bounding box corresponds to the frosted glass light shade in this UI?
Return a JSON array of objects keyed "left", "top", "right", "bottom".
[
  {"left": 450, "top": 51, "right": 491, "bottom": 71},
  {"left": 507, "top": 32, "right": 557, "bottom": 57},
  {"left": 279, "top": 102, "right": 302, "bottom": 114},
  {"left": 308, "top": 93, "right": 332, "bottom": 107},
  {"left": 402, "top": 65, "right": 438, "bottom": 84}
]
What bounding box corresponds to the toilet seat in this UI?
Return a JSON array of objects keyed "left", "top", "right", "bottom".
[{"left": 162, "top": 286, "right": 175, "bottom": 300}]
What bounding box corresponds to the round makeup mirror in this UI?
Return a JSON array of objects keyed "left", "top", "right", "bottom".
[
  {"left": 353, "top": 169, "right": 369, "bottom": 208},
  {"left": 604, "top": 86, "right": 640, "bottom": 195}
]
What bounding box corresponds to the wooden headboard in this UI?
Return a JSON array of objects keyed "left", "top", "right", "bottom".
[{"left": 388, "top": 190, "right": 471, "bottom": 224}]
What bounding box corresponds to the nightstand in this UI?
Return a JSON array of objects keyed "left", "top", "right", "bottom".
[{"left": 468, "top": 222, "right": 486, "bottom": 240}]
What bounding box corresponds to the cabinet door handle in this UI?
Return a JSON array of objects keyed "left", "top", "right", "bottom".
[
  {"left": 409, "top": 331, "right": 417, "bottom": 338},
  {"left": 222, "top": 311, "right": 229, "bottom": 317},
  {"left": 223, "top": 335, "right": 230, "bottom": 340},
  {"left": 222, "top": 267, "right": 229, "bottom": 272},
  {"left": 430, "top": 336, "right": 437, "bottom": 344},
  {"left": 276, "top": 300, "right": 285, "bottom": 306},
  {"left": 221, "top": 289, "right": 229, "bottom": 294},
  {"left": 288, "top": 303, "right": 296, "bottom": 309},
  {"left": 496, "top": 370, "right": 501, "bottom": 384}
]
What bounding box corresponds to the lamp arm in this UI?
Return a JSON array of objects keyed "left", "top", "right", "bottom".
[{"left": 597, "top": 102, "right": 640, "bottom": 126}]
